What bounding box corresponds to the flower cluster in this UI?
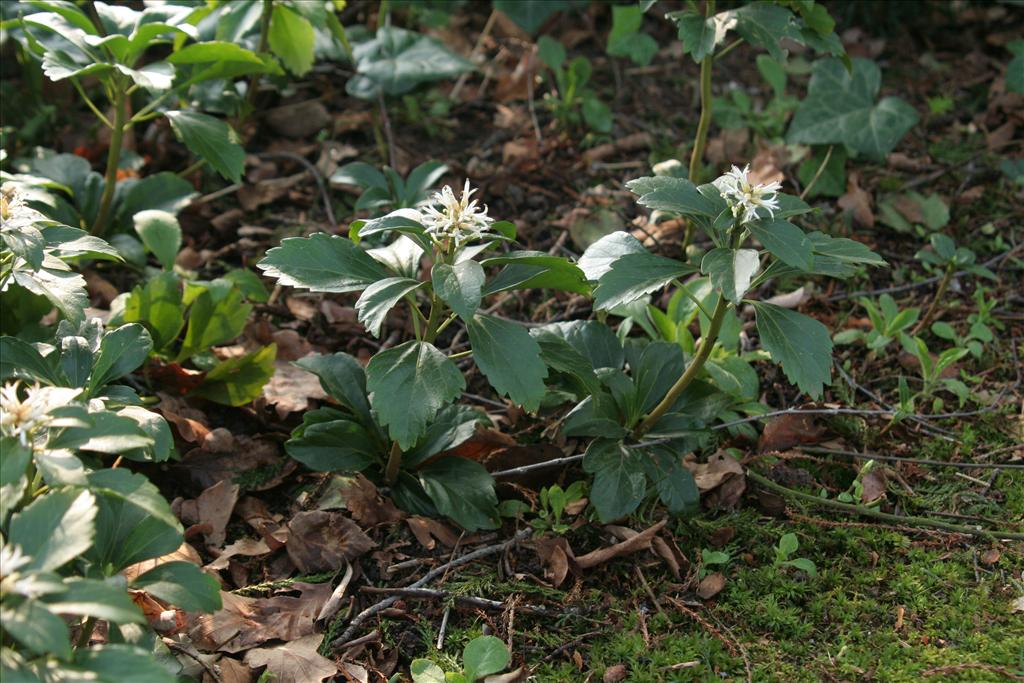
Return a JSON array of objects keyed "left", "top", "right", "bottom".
[
  {"left": 419, "top": 179, "right": 493, "bottom": 238},
  {"left": 712, "top": 164, "right": 782, "bottom": 225},
  {"left": 0, "top": 382, "right": 80, "bottom": 446}
]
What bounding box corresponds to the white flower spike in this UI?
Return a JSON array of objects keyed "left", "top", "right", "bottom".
[
  {"left": 712, "top": 164, "right": 782, "bottom": 225},
  {"left": 0, "top": 382, "right": 80, "bottom": 445},
  {"left": 420, "top": 179, "right": 493, "bottom": 238}
]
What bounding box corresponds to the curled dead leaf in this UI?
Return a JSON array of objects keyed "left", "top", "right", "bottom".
[
  {"left": 696, "top": 572, "right": 727, "bottom": 600},
  {"left": 758, "top": 412, "right": 827, "bottom": 453},
  {"left": 286, "top": 511, "right": 376, "bottom": 573}
]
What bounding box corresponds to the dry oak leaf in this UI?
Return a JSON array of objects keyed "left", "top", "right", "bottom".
[
  {"left": 206, "top": 657, "right": 252, "bottom": 683},
  {"left": 683, "top": 452, "right": 746, "bottom": 509},
  {"left": 197, "top": 480, "right": 240, "bottom": 549},
  {"left": 758, "top": 412, "right": 827, "bottom": 453},
  {"left": 534, "top": 535, "right": 578, "bottom": 587},
  {"left": 860, "top": 470, "right": 887, "bottom": 504},
  {"left": 205, "top": 537, "right": 272, "bottom": 572},
  {"left": 286, "top": 510, "right": 376, "bottom": 573},
  {"left": 406, "top": 516, "right": 461, "bottom": 550},
  {"left": 838, "top": 171, "right": 874, "bottom": 228},
  {"left": 262, "top": 359, "right": 327, "bottom": 419},
  {"left": 575, "top": 519, "right": 667, "bottom": 570},
  {"left": 180, "top": 435, "right": 295, "bottom": 491},
  {"left": 243, "top": 634, "right": 338, "bottom": 683},
  {"left": 189, "top": 582, "right": 332, "bottom": 653}
]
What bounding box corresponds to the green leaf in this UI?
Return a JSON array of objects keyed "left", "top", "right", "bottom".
[
  {"left": 700, "top": 248, "right": 760, "bottom": 304},
  {"left": 0, "top": 336, "right": 67, "bottom": 385},
  {"left": 191, "top": 343, "right": 276, "bottom": 406},
  {"left": 268, "top": 4, "right": 315, "bottom": 75},
  {"left": 747, "top": 219, "right": 813, "bottom": 271},
  {"left": 0, "top": 437, "right": 32, "bottom": 520},
  {"left": 286, "top": 417, "right": 379, "bottom": 472},
  {"left": 366, "top": 341, "right": 465, "bottom": 450},
  {"left": 258, "top": 232, "right": 387, "bottom": 293},
  {"left": 583, "top": 439, "right": 646, "bottom": 522},
  {"left": 133, "top": 210, "right": 180, "bottom": 271},
  {"left": 130, "top": 561, "right": 221, "bottom": 612},
  {"left": 12, "top": 267, "right": 87, "bottom": 326},
  {"left": 71, "top": 644, "right": 176, "bottom": 683},
  {"left": 642, "top": 444, "right": 699, "bottom": 515},
  {"left": 294, "top": 353, "right": 374, "bottom": 427},
  {"left": 751, "top": 302, "right": 832, "bottom": 398},
  {"left": 669, "top": 10, "right": 729, "bottom": 62},
  {"left": 797, "top": 146, "right": 846, "bottom": 198},
  {"left": 165, "top": 111, "right": 245, "bottom": 183},
  {"left": 0, "top": 600, "right": 71, "bottom": 660},
  {"left": 593, "top": 251, "right": 696, "bottom": 310},
  {"left": 411, "top": 659, "right": 446, "bottom": 683},
  {"left": 9, "top": 488, "right": 96, "bottom": 573},
  {"left": 47, "top": 410, "right": 152, "bottom": 453},
  {"left": 463, "top": 635, "right": 510, "bottom": 682},
  {"left": 607, "top": 5, "right": 658, "bottom": 66},
  {"left": 403, "top": 404, "right": 487, "bottom": 469},
  {"left": 778, "top": 532, "right": 799, "bottom": 556},
  {"left": 175, "top": 284, "right": 250, "bottom": 361},
  {"left": 43, "top": 578, "right": 143, "bottom": 625},
  {"left": 349, "top": 213, "right": 431, "bottom": 250},
  {"left": 122, "top": 272, "right": 185, "bottom": 351},
  {"left": 432, "top": 261, "right": 484, "bottom": 319},
  {"left": 787, "top": 58, "right": 919, "bottom": 160},
  {"left": 577, "top": 231, "right": 646, "bottom": 281},
  {"left": 87, "top": 324, "right": 152, "bottom": 396},
  {"left": 495, "top": 0, "right": 571, "bottom": 34},
  {"left": 784, "top": 557, "right": 817, "bottom": 576},
  {"left": 530, "top": 328, "right": 602, "bottom": 397},
  {"left": 465, "top": 314, "right": 548, "bottom": 412},
  {"left": 626, "top": 176, "right": 725, "bottom": 221},
  {"left": 355, "top": 277, "right": 425, "bottom": 338},
  {"left": 348, "top": 26, "right": 472, "bottom": 99},
  {"left": 417, "top": 457, "right": 498, "bottom": 531}
]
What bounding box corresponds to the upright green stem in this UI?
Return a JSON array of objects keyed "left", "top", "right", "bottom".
[
  {"left": 383, "top": 441, "right": 403, "bottom": 486},
  {"left": 634, "top": 294, "right": 729, "bottom": 437},
  {"left": 92, "top": 84, "right": 127, "bottom": 236},
  {"left": 911, "top": 263, "right": 953, "bottom": 336},
  {"left": 687, "top": 0, "right": 715, "bottom": 185},
  {"left": 244, "top": 0, "right": 274, "bottom": 116}
]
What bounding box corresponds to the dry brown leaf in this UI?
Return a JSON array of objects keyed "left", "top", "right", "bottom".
[
  {"left": 705, "top": 128, "right": 749, "bottom": 166},
  {"left": 838, "top": 172, "right": 874, "bottom": 228},
  {"left": 286, "top": 296, "right": 319, "bottom": 322},
  {"left": 696, "top": 572, "right": 727, "bottom": 600},
  {"left": 684, "top": 452, "right": 746, "bottom": 509},
  {"left": 606, "top": 525, "right": 684, "bottom": 579},
  {"left": 123, "top": 542, "right": 202, "bottom": 583},
  {"left": 339, "top": 475, "right": 405, "bottom": 527},
  {"left": 987, "top": 121, "right": 1016, "bottom": 151},
  {"left": 534, "top": 535, "right": 576, "bottom": 587},
  {"left": 576, "top": 519, "right": 667, "bottom": 569},
  {"left": 484, "top": 667, "right": 528, "bottom": 683},
  {"left": 237, "top": 173, "right": 306, "bottom": 212},
  {"left": 262, "top": 360, "right": 327, "bottom": 419},
  {"left": 891, "top": 194, "right": 925, "bottom": 224},
  {"left": 156, "top": 394, "right": 210, "bottom": 444},
  {"left": 860, "top": 470, "right": 887, "bottom": 504},
  {"left": 286, "top": 511, "right": 376, "bottom": 573},
  {"left": 758, "top": 413, "right": 827, "bottom": 453},
  {"left": 197, "top": 480, "right": 240, "bottom": 549},
  {"left": 243, "top": 634, "right": 338, "bottom": 683},
  {"left": 748, "top": 145, "right": 787, "bottom": 186},
  {"left": 980, "top": 549, "right": 1000, "bottom": 566},
  {"left": 206, "top": 537, "right": 272, "bottom": 572},
  {"left": 583, "top": 132, "right": 652, "bottom": 164},
  {"left": 212, "top": 657, "right": 253, "bottom": 683},
  {"left": 603, "top": 664, "right": 628, "bottom": 683},
  {"left": 406, "top": 516, "right": 460, "bottom": 550},
  {"left": 180, "top": 435, "right": 295, "bottom": 491},
  {"left": 189, "top": 583, "right": 332, "bottom": 653},
  {"left": 271, "top": 330, "right": 314, "bottom": 361}
]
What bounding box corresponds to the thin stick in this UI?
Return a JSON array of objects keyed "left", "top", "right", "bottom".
[
  {"left": 377, "top": 91, "right": 398, "bottom": 170},
  {"left": 331, "top": 529, "right": 532, "bottom": 649},
  {"left": 746, "top": 470, "right": 1024, "bottom": 541},
  {"left": 797, "top": 445, "right": 1024, "bottom": 471},
  {"left": 799, "top": 146, "right": 833, "bottom": 201},
  {"left": 449, "top": 10, "right": 497, "bottom": 102},
  {"left": 491, "top": 454, "right": 584, "bottom": 479}
]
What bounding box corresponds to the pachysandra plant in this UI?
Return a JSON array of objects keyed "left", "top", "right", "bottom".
[
  {"left": 573, "top": 164, "right": 886, "bottom": 521},
  {"left": 0, "top": 381, "right": 219, "bottom": 680},
  {"left": 258, "top": 181, "right": 588, "bottom": 529}
]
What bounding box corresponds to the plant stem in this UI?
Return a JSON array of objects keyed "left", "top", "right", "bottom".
[
  {"left": 92, "top": 82, "right": 127, "bottom": 236},
  {"left": 243, "top": 0, "right": 274, "bottom": 118},
  {"left": 177, "top": 158, "right": 206, "bottom": 179},
  {"left": 799, "top": 145, "right": 833, "bottom": 201},
  {"left": 76, "top": 617, "right": 97, "bottom": 649},
  {"left": 383, "top": 440, "right": 402, "bottom": 486},
  {"left": 687, "top": 0, "right": 715, "bottom": 185},
  {"left": 747, "top": 470, "right": 1024, "bottom": 541},
  {"left": 377, "top": 91, "right": 398, "bottom": 170},
  {"left": 634, "top": 293, "right": 729, "bottom": 437},
  {"left": 911, "top": 263, "right": 953, "bottom": 336}
]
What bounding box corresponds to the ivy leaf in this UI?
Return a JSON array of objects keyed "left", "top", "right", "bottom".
[
  {"left": 593, "top": 251, "right": 696, "bottom": 310},
  {"left": 751, "top": 302, "right": 832, "bottom": 398},
  {"left": 465, "top": 314, "right": 548, "bottom": 412},
  {"left": 268, "top": 4, "right": 315, "bottom": 75},
  {"left": 700, "top": 248, "right": 760, "bottom": 304},
  {"left": 165, "top": 111, "right": 245, "bottom": 183},
  {"left": 355, "top": 277, "right": 425, "bottom": 338},
  {"left": 668, "top": 10, "right": 731, "bottom": 62},
  {"left": 417, "top": 457, "right": 498, "bottom": 531},
  {"left": 366, "top": 341, "right": 465, "bottom": 450},
  {"left": 432, "top": 261, "right": 484, "bottom": 319},
  {"left": 258, "top": 233, "right": 387, "bottom": 293},
  {"left": 347, "top": 26, "right": 472, "bottom": 99},
  {"left": 746, "top": 219, "right": 814, "bottom": 271},
  {"left": 787, "top": 58, "right": 919, "bottom": 161},
  {"left": 583, "top": 439, "right": 646, "bottom": 522}
]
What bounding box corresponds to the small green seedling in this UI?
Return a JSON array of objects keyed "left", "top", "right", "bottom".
[
  {"left": 773, "top": 533, "right": 817, "bottom": 577},
  {"left": 407, "top": 635, "right": 511, "bottom": 683},
  {"left": 833, "top": 294, "right": 919, "bottom": 352},
  {"left": 536, "top": 35, "right": 612, "bottom": 134},
  {"left": 533, "top": 481, "right": 587, "bottom": 535},
  {"left": 700, "top": 548, "right": 731, "bottom": 579},
  {"left": 331, "top": 160, "right": 448, "bottom": 214}
]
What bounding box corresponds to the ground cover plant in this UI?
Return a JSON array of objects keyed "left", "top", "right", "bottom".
[{"left": 1, "top": 1, "right": 1022, "bottom": 681}]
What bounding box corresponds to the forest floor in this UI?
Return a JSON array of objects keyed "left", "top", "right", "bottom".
[{"left": 7, "top": 1, "right": 1023, "bottom": 681}]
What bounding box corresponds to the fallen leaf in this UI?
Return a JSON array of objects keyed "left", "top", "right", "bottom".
[
  {"left": 197, "top": 480, "right": 241, "bottom": 549},
  {"left": 1011, "top": 596, "right": 1024, "bottom": 613},
  {"left": 484, "top": 668, "right": 528, "bottom": 683},
  {"left": 189, "top": 583, "right": 333, "bottom": 653},
  {"left": 603, "top": 664, "right": 628, "bottom": 683},
  {"left": 576, "top": 519, "right": 667, "bottom": 570},
  {"left": 338, "top": 475, "right": 405, "bottom": 527},
  {"left": 860, "top": 470, "right": 887, "bottom": 504},
  {"left": 684, "top": 452, "right": 746, "bottom": 509},
  {"left": 696, "top": 572, "right": 726, "bottom": 600},
  {"left": 264, "top": 101, "right": 331, "bottom": 139},
  {"left": 286, "top": 511, "right": 376, "bottom": 573},
  {"left": 605, "top": 525, "right": 684, "bottom": 579},
  {"left": 238, "top": 173, "right": 306, "bottom": 212},
  {"left": 406, "top": 516, "right": 460, "bottom": 550},
  {"left": 979, "top": 549, "right": 1000, "bottom": 566},
  {"left": 838, "top": 171, "right": 874, "bottom": 228},
  {"left": 123, "top": 542, "right": 203, "bottom": 583},
  {"left": 262, "top": 360, "right": 327, "bottom": 419},
  {"left": 179, "top": 435, "right": 295, "bottom": 491},
  {"left": 286, "top": 296, "right": 319, "bottom": 322},
  {"left": 758, "top": 413, "right": 827, "bottom": 453},
  {"left": 157, "top": 394, "right": 210, "bottom": 444},
  {"left": 748, "top": 145, "right": 787, "bottom": 186},
  {"left": 206, "top": 537, "right": 272, "bottom": 572},
  {"left": 534, "top": 535, "right": 576, "bottom": 587},
  {"left": 243, "top": 634, "right": 338, "bottom": 683},
  {"left": 583, "top": 132, "right": 652, "bottom": 164}
]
